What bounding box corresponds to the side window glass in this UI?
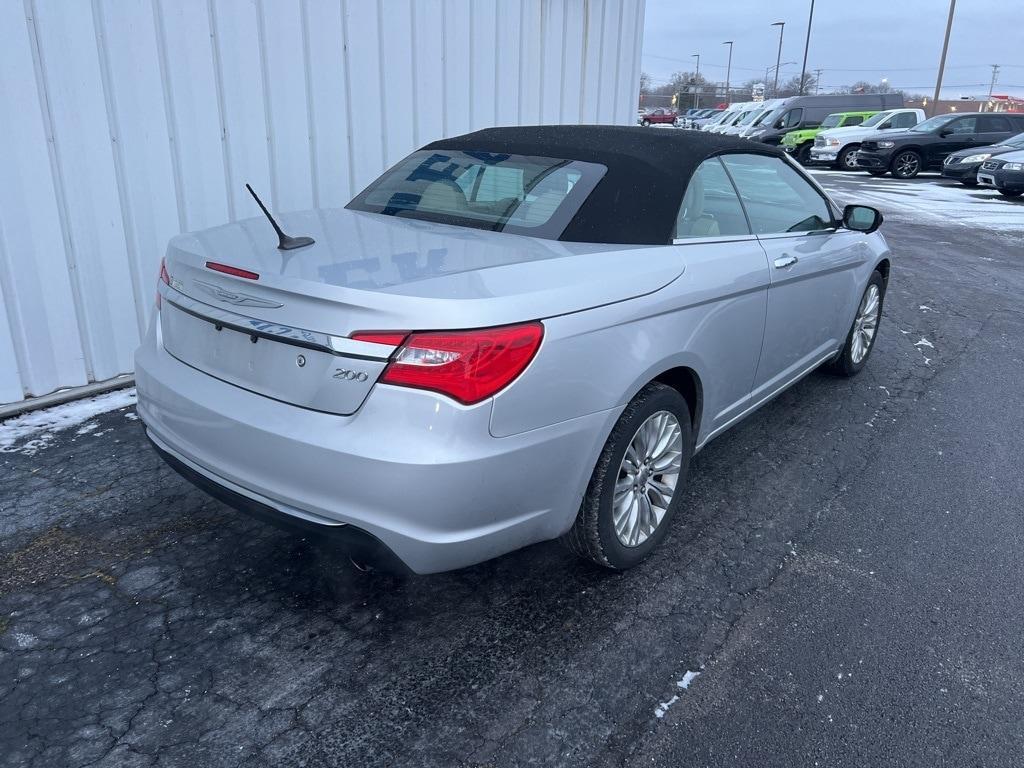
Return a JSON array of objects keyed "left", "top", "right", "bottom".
[
  {"left": 845, "top": 115, "right": 865, "bottom": 126},
  {"left": 893, "top": 112, "right": 917, "bottom": 129},
  {"left": 782, "top": 108, "right": 803, "bottom": 129},
  {"left": 720, "top": 154, "right": 833, "bottom": 235},
  {"left": 674, "top": 158, "right": 751, "bottom": 240},
  {"left": 950, "top": 117, "right": 977, "bottom": 135},
  {"left": 979, "top": 116, "right": 1010, "bottom": 133}
]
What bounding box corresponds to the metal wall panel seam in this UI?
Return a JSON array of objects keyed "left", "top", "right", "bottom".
[
  {"left": 492, "top": 1, "right": 500, "bottom": 126},
  {"left": 91, "top": 0, "right": 146, "bottom": 339},
  {"left": 629, "top": 0, "right": 646, "bottom": 125},
  {"left": 558, "top": 0, "right": 569, "bottom": 123},
  {"left": 23, "top": 0, "right": 94, "bottom": 383},
  {"left": 578, "top": 0, "right": 589, "bottom": 121},
  {"left": 0, "top": 220, "right": 28, "bottom": 400},
  {"left": 375, "top": 0, "right": 389, "bottom": 166},
  {"left": 516, "top": 0, "right": 525, "bottom": 124},
  {"left": 537, "top": 0, "right": 546, "bottom": 121},
  {"left": 339, "top": 0, "right": 357, "bottom": 197},
  {"left": 467, "top": 0, "right": 474, "bottom": 132},
  {"left": 440, "top": 0, "right": 448, "bottom": 137},
  {"left": 611, "top": 0, "right": 625, "bottom": 121},
  {"left": 254, "top": 0, "right": 279, "bottom": 208},
  {"left": 151, "top": 0, "right": 188, "bottom": 235},
  {"left": 409, "top": 0, "right": 420, "bottom": 148},
  {"left": 300, "top": 0, "right": 320, "bottom": 209},
  {"left": 206, "top": 0, "right": 237, "bottom": 222}
]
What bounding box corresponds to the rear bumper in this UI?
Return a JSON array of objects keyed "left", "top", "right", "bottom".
[{"left": 135, "top": 319, "right": 618, "bottom": 574}]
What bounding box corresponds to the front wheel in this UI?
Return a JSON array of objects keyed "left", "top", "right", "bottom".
[
  {"left": 562, "top": 383, "right": 692, "bottom": 570},
  {"left": 796, "top": 143, "right": 812, "bottom": 165},
  {"left": 891, "top": 150, "right": 923, "bottom": 179},
  {"left": 641, "top": 119, "right": 651, "bottom": 127},
  {"left": 672, "top": 117, "right": 679, "bottom": 127},
  {"left": 829, "top": 271, "right": 885, "bottom": 377},
  {"left": 837, "top": 145, "right": 860, "bottom": 171},
  {"left": 999, "top": 189, "right": 1023, "bottom": 198}
]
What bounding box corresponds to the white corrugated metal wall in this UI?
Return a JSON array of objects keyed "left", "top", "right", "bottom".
[{"left": 0, "top": 0, "right": 645, "bottom": 406}]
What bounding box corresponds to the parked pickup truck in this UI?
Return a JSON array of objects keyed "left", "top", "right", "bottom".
[
  {"left": 638, "top": 108, "right": 679, "bottom": 127},
  {"left": 809, "top": 109, "right": 925, "bottom": 169},
  {"left": 781, "top": 111, "right": 879, "bottom": 164}
]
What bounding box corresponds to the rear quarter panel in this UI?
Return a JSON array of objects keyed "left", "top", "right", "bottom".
[{"left": 490, "top": 239, "right": 772, "bottom": 442}]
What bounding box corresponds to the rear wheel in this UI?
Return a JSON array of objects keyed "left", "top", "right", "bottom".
[
  {"left": 891, "top": 150, "right": 923, "bottom": 179},
  {"left": 830, "top": 270, "right": 885, "bottom": 377},
  {"left": 672, "top": 117, "right": 679, "bottom": 127},
  {"left": 641, "top": 119, "right": 651, "bottom": 127},
  {"left": 837, "top": 145, "right": 860, "bottom": 170},
  {"left": 999, "top": 189, "right": 1023, "bottom": 198},
  {"left": 562, "top": 383, "right": 692, "bottom": 570}
]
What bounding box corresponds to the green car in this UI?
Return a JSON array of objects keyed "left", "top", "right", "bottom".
[{"left": 782, "top": 111, "right": 879, "bottom": 164}]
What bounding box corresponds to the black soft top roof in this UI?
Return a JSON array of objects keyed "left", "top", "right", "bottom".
[{"left": 427, "top": 125, "right": 783, "bottom": 244}]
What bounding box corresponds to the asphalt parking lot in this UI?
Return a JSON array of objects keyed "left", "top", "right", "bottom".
[{"left": 2, "top": 171, "right": 1023, "bottom": 767}]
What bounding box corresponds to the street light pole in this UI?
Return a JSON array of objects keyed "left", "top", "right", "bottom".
[
  {"left": 692, "top": 53, "right": 701, "bottom": 110},
  {"left": 771, "top": 21, "right": 785, "bottom": 98},
  {"left": 722, "top": 41, "right": 734, "bottom": 105},
  {"left": 931, "top": 0, "right": 956, "bottom": 117},
  {"left": 798, "top": 0, "right": 815, "bottom": 95}
]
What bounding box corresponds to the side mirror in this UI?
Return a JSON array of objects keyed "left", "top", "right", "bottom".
[
  {"left": 938, "top": 128, "right": 953, "bottom": 137},
  {"left": 842, "top": 205, "right": 883, "bottom": 234}
]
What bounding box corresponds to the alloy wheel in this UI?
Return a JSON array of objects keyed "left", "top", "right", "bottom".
[
  {"left": 894, "top": 152, "right": 920, "bottom": 178},
  {"left": 842, "top": 151, "right": 859, "bottom": 170},
  {"left": 850, "top": 284, "right": 881, "bottom": 364},
  {"left": 612, "top": 411, "right": 683, "bottom": 547}
]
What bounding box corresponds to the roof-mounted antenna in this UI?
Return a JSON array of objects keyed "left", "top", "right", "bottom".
[{"left": 245, "top": 184, "right": 315, "bottom": 251}]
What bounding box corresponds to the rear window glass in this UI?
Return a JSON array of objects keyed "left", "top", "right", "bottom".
[{"left": 347, "top": 150, "right": 606, "bottom": 239}]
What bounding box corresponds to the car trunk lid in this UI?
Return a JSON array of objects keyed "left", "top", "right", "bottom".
[{"left": 160, "top": 208, "right": 684, "bottom": 414}]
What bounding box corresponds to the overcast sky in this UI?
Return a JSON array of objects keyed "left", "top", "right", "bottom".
[{"left": 641, "top": 0, "right": 1024, "bottom": 98}]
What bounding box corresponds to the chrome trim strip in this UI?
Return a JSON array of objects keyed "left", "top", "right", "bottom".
[{"left": 159, "top": 283, "right": 396, "bottom": 361}]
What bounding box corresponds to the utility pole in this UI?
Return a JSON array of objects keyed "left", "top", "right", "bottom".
[
  {"left": 814, "top": 68, "right": 823, "bottom": 94},
  {"left": 986, "top": 64, "right": 1000, "bottom": 111},
  {"left": 691, "top": 53, "right": 701, "bottom": 110},
  {"left": 722, "top": 41, "right": 734, "bottom": 106},
  {"left": 798, "top": 0, "right": 815, "bottom": 95},
  {"left": 930, "top": 0, "right": 956, "bottom": 117},
  {"left": 771, "top": 21, "right": 785, "bottom": 98}
]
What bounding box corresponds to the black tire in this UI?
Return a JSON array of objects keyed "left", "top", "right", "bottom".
[
  {"left": 837, "top": 145, "right": 860, "bottom": 171},
  {"left": 672, "top": 117, "right": 679, "bottom": 127},
  {"left": 867, "top": 169, "right": 888, "bottom": 177},
  {"left": 890, "top": 150, "right": 923, "bottom": 179},
  {"left": 829, "top": 270, "right": 886, "bottom": 377},
  {"left": 999, "top": 189, "right": 1023, "bottom": 198},
  {"left": 562, "top": 382, "right": 693, "bottom": 570},
  {"left": 641, "top": 119, "right": 651, "bottom": 127},
  {"left": 796, "top": 142, "right": 812, "bottom": 165}
]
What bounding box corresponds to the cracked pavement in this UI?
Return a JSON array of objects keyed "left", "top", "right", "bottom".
[{"left": 2, "top": 174, "right": 1023, "bottom": 766}]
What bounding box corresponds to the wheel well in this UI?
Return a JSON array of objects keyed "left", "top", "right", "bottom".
[
  {"left": 653, "top": 367, "right": 703, "bottom": 436},
  {"left": 875, "top": 258, "right": 891, "bottom": 287}
]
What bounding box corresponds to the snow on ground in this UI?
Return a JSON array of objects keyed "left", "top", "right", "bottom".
[
  {"left": 810, "top": 170, "right": 1024, "bottom": 234},
  {"left": 654, "top": 669, "right": 702, "bottom": 718},
  {"left": 0, "top": 388, "right": 137, "bottom": 457}
]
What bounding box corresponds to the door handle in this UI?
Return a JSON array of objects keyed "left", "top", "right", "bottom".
[{"left": 774, "top": 255, "right": 798, "bottom": 269}]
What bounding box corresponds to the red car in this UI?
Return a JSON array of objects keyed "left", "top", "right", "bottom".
[{"left": 639, "top": 108, "right": 679, "bottom": 127}]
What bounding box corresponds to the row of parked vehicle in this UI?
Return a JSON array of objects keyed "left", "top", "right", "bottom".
[{"left": 650, "top": 95, "right": 1024, "bottom": 198}]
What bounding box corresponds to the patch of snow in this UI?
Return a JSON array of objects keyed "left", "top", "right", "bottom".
[
  {"left": 124, "top": 412, "right": 139, "bottom": 421},
  {"left": 654, "top": 695, "right": 679, "bottom": 719},
  {"left": 914, "top": 338, "right": 934, "bottom": 349},
  {"left": 76, "top": 421, "right": 99, "bottom": 435},
  {"left": 0, "top": 389, "right": 137, "bottom": 456},
  {"left": 677, "top": 670, "right": 701, "bottom": 689}
]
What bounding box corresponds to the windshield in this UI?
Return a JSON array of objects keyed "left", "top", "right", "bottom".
[
  {"left": 998, "top": 132, "right": 1024, "bottom": 148},
  {"left": 348, "top": 150, "right": 606, "bottom": 239},
  {"left": 820, "top": 114, "right": 843, "bottom": 129},
  {"left": 749, "top": 108, "right": 775, "bottom": 127},
  {"left": 910, "top": 114, "right": 959, "bottom": 133},
  {"left": 736, "top": 110, "right": 759, "bottom": 126},
  {"left": 860, "top": 111, "right": 893, "bottom": 128}
]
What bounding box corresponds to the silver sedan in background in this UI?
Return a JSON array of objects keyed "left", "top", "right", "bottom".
[{"left": 136, "top": 126, "right": 889, "bottom": 575}]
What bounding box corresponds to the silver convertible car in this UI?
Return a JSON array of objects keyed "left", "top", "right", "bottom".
[{"left": 136, "top": 126, "right": 889, "bottom": 574}]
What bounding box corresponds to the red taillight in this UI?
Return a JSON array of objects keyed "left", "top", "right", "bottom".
[
  {"left": 351, "top": 331, "right": 409, "bottom": 346},
  {"left": 378, "top": 323, "right": 544, "bottom": 405},
  {"left": 206, "top": 261, "right": 259, "bottom": 280}
]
